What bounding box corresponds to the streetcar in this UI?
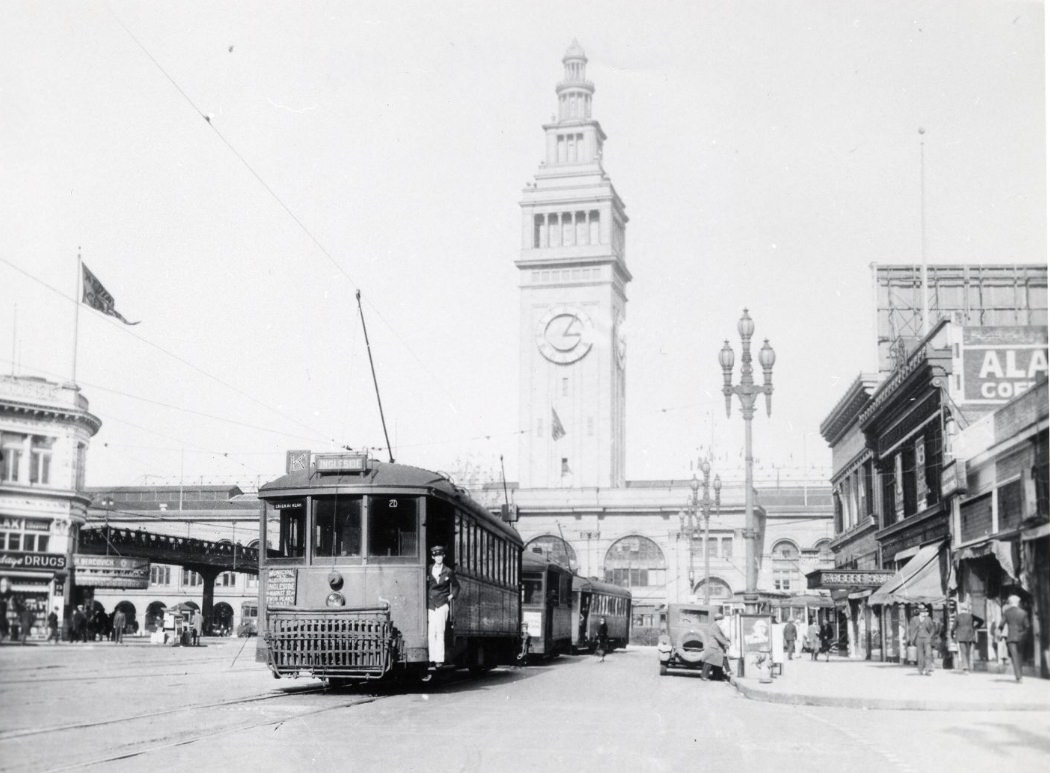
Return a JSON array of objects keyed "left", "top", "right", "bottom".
[
  {"left": 256, "top": 451, "right": 523, "bottom": 684},
  {"left": 238, "top": 601, "right": 258, "bottom": 637},
  {"left": 520, "top": 551, "right": 574, "bottom": 659},
  {"left": 572, "top": 575, "right": 632, "bottom": 653}
]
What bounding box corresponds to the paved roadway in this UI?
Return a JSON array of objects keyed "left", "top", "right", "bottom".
[{"left": 1, "top": 639, "right": 1048, "bottom": 772}]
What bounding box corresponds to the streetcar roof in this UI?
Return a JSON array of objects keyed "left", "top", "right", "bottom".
[
  {"left": 521, "top": 551, "right": 573, "bottom": 574},
  {"left": 572, "top": 574, "right": 632, "bottom": 599},
  {"left": 259, "top": 459, "right": 522, "bottom": 544}
]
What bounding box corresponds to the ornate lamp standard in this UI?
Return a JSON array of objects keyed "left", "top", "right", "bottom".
[
  {"left": 719, "top": 309, "right": 776, "bottom": 614},
  {"left": 680, "top": 459, "right": 720, "bottom": 604},
  {"left": 705, "top": 472, "right": 722, "bottom": 605}
]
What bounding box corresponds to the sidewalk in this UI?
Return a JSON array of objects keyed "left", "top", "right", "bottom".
[{"left": 730, "top": 654, "right": 1050, "bottom": 711}]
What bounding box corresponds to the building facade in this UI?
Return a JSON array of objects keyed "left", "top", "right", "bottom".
[
  {"left": 482, "top": 42, "right": 834, "bottom": 643},
  {"left": 819, "top": 311, "right": 1048, "bottom": 677},
  {"left": 0, "top": 375, "right": 100, "bottom": 640},
  {"left": 83, "top": 485, "right": 260, "bottom": 637},
  {"left": 517, "top": 40, "right": 630, "bottom": 490}
]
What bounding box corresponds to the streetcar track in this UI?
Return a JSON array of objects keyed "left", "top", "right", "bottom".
[
  {"left": 0, "top": 665, "right": 262, "bottom": 686},
  {"left": 38, "top": 693, "right": 386, "bottom": 773},
  {"left": 0, "top": 682, "right": 331, "bottom": 741}
]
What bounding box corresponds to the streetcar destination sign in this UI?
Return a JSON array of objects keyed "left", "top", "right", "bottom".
[
  {"left": 314, "top": 452, "right": 370, "bottom": 474},
  {"left": 267, "top": 568, "right": 298, "bottom": 607}
]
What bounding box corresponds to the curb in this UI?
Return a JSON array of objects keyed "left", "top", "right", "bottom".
[{"left": 729, "top": 676, "right": 1050, "bottom": 712}]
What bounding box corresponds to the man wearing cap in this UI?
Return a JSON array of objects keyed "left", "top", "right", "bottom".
[
  {"left": 999, "top": 594, "right": 1028, "bottom": 682},
  {"left": 426, "top": 545, "right": 460, "bottom": 667}
]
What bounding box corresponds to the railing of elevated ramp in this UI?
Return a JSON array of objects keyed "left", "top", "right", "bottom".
[{"left": 78, "top": 527, "right": 259, "bottom": 573}]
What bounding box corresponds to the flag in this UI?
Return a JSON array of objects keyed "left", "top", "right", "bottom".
[
  {"left": 551, "top": 407, "right": 566, "bottom": 441},
  {"left": 82, "top": 263, "right": 140, "bottom": 325}
]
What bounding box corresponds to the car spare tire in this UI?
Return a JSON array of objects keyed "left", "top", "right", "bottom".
[{"left": 676, "top": 630, "right": 705, "bottom": 663}]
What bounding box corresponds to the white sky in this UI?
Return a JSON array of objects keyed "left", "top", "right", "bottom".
[{"left": 0, "top": 1, "right": 1045, "bottom": 489}]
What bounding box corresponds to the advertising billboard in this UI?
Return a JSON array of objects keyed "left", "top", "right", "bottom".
[{"left": 957, "top": 326, "right": 1048, "bottom": 404}]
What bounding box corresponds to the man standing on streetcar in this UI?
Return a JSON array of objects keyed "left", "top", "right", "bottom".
[{"left": 427, "top": 545, "right": 459, "bottom": 667}]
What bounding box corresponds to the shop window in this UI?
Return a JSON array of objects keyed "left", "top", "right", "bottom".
[
  {"left": 997, "top": 479, "right": 1024, "bottom": 531},
  {"left": 0, "top": 517, "right": 50, "bottom": 552},
  {"left": 604, "top": 536, "right": 666, "bottom": 589},
  {"left": 150, "top": 565, "right": 172, "bottom": 586},
  {"left": 960, "top": 493, "right": 993, "bottom": 542},
  {"left": 28, "top": 436, "right": 53, "bottom": 485},
  {"left": 721, "top": 537, "right": 733, "bottom": 558},
  {"left": 1, "top": 432, "right": 24, "bottom": 482}
]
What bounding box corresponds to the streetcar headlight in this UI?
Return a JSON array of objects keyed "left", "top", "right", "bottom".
[
  {"left": 328, "top": 571, "right": 344, "bottom": 590},
  {"left": 325, "top": 592, "right": 346, "bottom": 607}
]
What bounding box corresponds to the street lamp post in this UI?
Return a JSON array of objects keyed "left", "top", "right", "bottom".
[
  {"left": 706, "top": 473, "right": 721, "bottom": 605},
  {"left": 719, "top": 309, "right": 776, "bottom": 615},
  {"left": 681, "top": 459, "right": 720, "bottom": 604}
]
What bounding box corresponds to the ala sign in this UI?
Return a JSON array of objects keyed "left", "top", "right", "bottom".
[{"left": 960, "top": 326, "right": 1048, "bottom": 403}]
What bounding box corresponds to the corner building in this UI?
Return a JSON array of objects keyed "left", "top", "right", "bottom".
[{"left": 0, "top": 375, "right": 100, "bottom": 639}]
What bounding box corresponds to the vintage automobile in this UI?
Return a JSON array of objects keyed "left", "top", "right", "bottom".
[{"left": 656, "top": 603, "right": 724, "bottom": 677}]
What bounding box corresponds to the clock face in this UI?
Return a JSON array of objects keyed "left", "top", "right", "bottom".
[{"left": 536, "top": 306, "right": 593, "bottom": 364}]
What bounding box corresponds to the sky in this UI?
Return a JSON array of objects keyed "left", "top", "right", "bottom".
[{"left": 0, "top": 1, "right": 1045, "bottom": 491}]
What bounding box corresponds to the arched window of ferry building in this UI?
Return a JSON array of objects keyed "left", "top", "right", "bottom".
[
  {"left": 524, "top": 535, "right": 577, "bottom": 568},
  {"left": 604, "top": 536, "right": 666, "bottom": 589}
]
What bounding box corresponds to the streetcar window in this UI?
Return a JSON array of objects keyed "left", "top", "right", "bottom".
[
  {"left": 273, "top": 499, "right": 306, "bottom": 558},
  {"left": 367, "top": 496, "right": 418, "bottom": 557},
  {"left": 522, "top": 575, "right": 542, "bottom": 605},
  {"left": 313, "top": 496, "right": 363, "bottom": 557}
]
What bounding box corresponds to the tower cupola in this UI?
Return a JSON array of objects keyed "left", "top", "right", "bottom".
[{"left": 556, "top": 39, "right": 594, "bottom": 123}]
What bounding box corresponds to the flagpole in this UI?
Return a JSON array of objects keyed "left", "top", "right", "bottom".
[{"left": 72, "top": 249, "right": 82, "bottom": 385}]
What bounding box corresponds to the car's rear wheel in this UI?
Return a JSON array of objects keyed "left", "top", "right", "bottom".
[{"left": 659, "top": 663, "right": 668, "bottom": 676}]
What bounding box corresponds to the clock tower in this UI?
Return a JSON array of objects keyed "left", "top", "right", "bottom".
[{"left": 517, "top": 41, "right": 631, "bottom": 489}]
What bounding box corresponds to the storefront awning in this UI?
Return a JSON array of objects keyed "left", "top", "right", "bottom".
[
  {"left": 954, "top": 539, "right": 1018, "bottom": 584},
  {"left": 869, "top": 541, "right": 947, "bottom": 606}
]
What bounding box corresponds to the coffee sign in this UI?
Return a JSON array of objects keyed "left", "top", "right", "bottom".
[{"left": 959, "top": 326, "right": 1048, "bottom": 403}]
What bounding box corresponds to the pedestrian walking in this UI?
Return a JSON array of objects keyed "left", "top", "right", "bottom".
[
  {"left": 950, "top": 602, "right": 982, "bottom": 673},
  {"left": 596, "top": 616, "right": 609, "bottom": 662},
  {"left": 806, "top": 619, "right": 820, "bottom": 660},
  {"left": 71, "top": 605, "right": 85, "bottom": 643},
  {"left": 783, "top": 618, "right": 797, "bottom": 660},
  {"left": 18, "top": 598, "right": 33, "bottom": 644},
  {"left": 908, "top": 606, "right": 937, "bottom": 675},
  {"left": 817, "top": 621, "right": 834, "bottom": 661},
  {"left": 112, "top": 608, "right": 126, "bottom": 644},
  {"left": 999, "top": 594, "right": 1029, "bottom": 682},
  {"left": 47, "top": 607, "right": 60, "bottom": 643}
]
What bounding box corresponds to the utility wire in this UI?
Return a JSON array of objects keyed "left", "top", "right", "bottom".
[
  {"left": 0, "top": 258, "right": 334, "bottom": 444},
  {"left": 105, "top": 6, "right": 484, "bottom": 442}
]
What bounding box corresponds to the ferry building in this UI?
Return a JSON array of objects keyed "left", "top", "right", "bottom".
[{"left": 476, "top": 42, "right": 834, "bottom": 642}]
